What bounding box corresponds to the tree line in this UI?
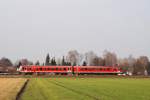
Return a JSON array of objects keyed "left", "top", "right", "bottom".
[{"left": 0, "top": 50, "right": 150, "bottom": 75}]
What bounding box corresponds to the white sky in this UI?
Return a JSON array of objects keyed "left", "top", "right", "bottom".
[{"left": 0, "top": 0, "right": 150, "bottom": 62}]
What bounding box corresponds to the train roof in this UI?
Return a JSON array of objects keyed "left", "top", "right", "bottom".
[{"left": 21, "top": 65, "right": 119, "bottom": 68}]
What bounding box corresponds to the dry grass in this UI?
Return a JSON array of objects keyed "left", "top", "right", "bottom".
[{"left": 0, "top": 78, "right": 26, "bottom": 100}]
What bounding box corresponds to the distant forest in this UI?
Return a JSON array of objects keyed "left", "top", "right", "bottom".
[{"left": 0, "top": 50, "right": 150, "bottom": 75}]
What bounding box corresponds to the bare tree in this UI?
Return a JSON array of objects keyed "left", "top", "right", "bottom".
[
  {"left": 19, "top": 59, "right": 33, "bottom": 66},
  {"left": 127, "top": 55, "right": 136, "bottom": 74},
  {"left": 35, "top": 60, "right": 40, "bottom": 65},
  {"left": 147, "top": 62, "right": 150, "bottom": 75},
  {"left": 67, "top": 50, "right": 79, "bottom": 66},
  {"left": 139, "top": 56, "right": 149, "bottom": 75},
  {"left": 103, "top": 50, "right": 117, "bottom": 66},
  {"left": 0, "top": 57, "right": 13, "bottom": 67},
  {"left": 85, "top": 51, "right": 97, "bottom": 66},
  {"left": 133, "top": 56, "right": 149, "bottom": 75}
]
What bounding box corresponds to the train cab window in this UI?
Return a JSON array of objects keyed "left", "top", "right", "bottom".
[{"left": 22, "top": 68, "right": 25, "bottom": 70}]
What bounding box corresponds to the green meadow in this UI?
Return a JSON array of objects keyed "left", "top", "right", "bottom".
[{"left": 21, "top": 78, "right": 150, "bottom": 100}]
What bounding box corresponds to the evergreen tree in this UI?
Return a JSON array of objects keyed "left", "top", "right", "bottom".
[
  {"left": 65, "top": 62, "right": 71, "bottom": 66},
  {"left": 17, "top": 61, "right": 22, "bottom": 68},
  {"left": 53, "top": 57, "right": 57, "bottom": 65},
  {"left": 51, "top": 58, "right": 53, "bottom": 65},
  {"left": 82, "top": 61, "right": 87, "bottom": 66},
  {"left": 73, "top": 62, "right": 76, "bottom": 66},
  {"left": 50, "top": 57, "right": 56, "bottom": 66},
  {"left": 62, "top": 56, "right": 66, "bottom": 66},
  {"left": 35, "top": 60, "right": 40, "bottom": 65},
  {"left": 45, "top": 53, "right": 50, "bottom": 65}
]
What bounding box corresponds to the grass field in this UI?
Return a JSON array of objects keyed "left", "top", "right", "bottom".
[
  {"left": 21, "top": 78, "right": 150, "bottom": 100},
  {"left": 0, "top": 78, "right": 27, "bottom": 100}
]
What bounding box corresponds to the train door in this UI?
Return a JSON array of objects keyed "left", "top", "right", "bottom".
[
  {"left": 72, "top": 66, "right": 74, "bottom": 75},
  {"left": 67, "top": 67, "right": 72, "bottom": 75}
]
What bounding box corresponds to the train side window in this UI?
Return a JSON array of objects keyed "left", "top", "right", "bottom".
[
  {"left": 40, "top": 68, "right": 42, "bottom": 71},
  {"left": 64, "top": 68, "right": 66, "bottom": 71},
  {"left": 104, "top": 68, "right": 106, "bottom": 71},
  {"left": 114, "top": 69, "right": 117, "bottom": 71},
  {"left": 56, "top": 68, "right": 58, "bottom": 70}
]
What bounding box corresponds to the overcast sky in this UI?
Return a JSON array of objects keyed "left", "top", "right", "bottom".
[{"left": 0, "top": 0, "right": 150, "bottom": 62}]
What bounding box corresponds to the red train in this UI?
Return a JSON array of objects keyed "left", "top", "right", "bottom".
[{"left": 18, "top": 65, "right": 123, "bottom": 75}]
